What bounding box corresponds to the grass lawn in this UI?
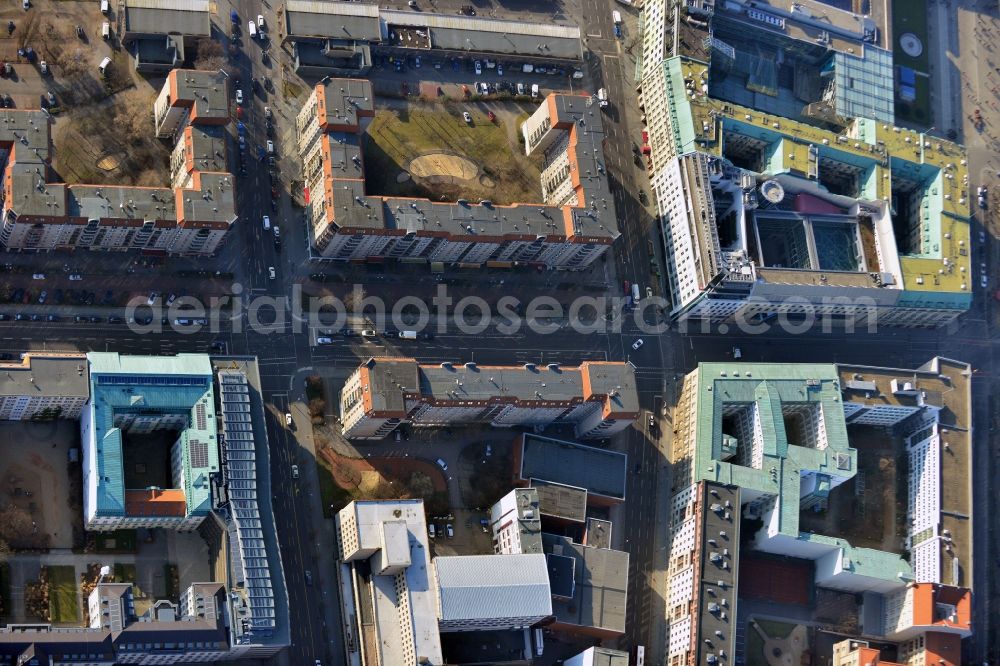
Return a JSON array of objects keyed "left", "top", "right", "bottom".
[
  {"left": 317, "top": 457, "right": 353, "bottom": 518},
  {"left": 47, "top": 566, "right": 79, "bottom": 624},
  {"left": 363, "top": 105, "right": 541, "bottom": 204},
  {"left": 755, "top": 618, "right": 796, "bottom": 639},
  {"left": 113, "top": 563, "right": 138, "bottom": 586},
  {"left": 96, "top": 529, "right": 137, "bottom": 553}
]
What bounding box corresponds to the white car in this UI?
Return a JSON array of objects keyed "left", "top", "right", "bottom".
[
  {"left": 235, "top": 89, "right": 244, "bottom": 105},
  {"left": 268, "top": 266, "right": 276, "bottom": 279},
  {"left": 68, "top": 274, "right": 82, "bottom": 281},
  {"left": 316, "top": 336, "right": 333, "bottom": 345},
  {"left": 257, "top": 14, "right": 265, "bottom": 29},
  {"left": 632, "top": 338, "right": 644, "bottom": 350},
  {"left": 462, "top": 111, "right": 472, "bottom": 123},
  {"left": 291, "top": 464, "right": 299, "bottom": 479},
  {"left": 262, "top": 215, "right": 270, "bottom": 230},
  {"left": 266, "top": 140, "right": 274, "bottom": 154},
  {"left": 497, "top": 63, "right": 503, "bottom": 76},
  {"left": 474, "top": 60, "right": 482, "bottom": 75},
  {"left": 32, "top": 273, "right": 45, "bottom": 280},
  {"left": 981, "top": 274, "right": 989, "bottom": 288},
  {"left": 436, "top": 458, "right": 448, "bottom": 471},
  {"left": 285, "top": 412, "right": 293, "bottom": 426},
  {"left": 146, "top": 291, "right": 158, "bottom": 305},
  {"left": 361, "top": 329, "right": 378, "bottom": 338}
]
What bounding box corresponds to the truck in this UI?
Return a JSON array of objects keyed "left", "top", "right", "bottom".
[{"left": 398, "top": 330, "right": 418, "bottom": 340}]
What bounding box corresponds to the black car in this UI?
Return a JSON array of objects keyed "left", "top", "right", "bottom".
[
  {"left": 0, "top": 353, "right": 12, "bottom": 360},
  {"left": 0, "top": 314, "right": 8, "bottom": 321},
  {"left": 29, "top": 314, "right": 41, "bottom": 322},
  {"left": 11, "top": 288, "right": 23, "bottom": 302},
  {"left": 74, "top": 315, "right": 87, "bottom": 323},
  {"left": 89, "top": 316, "right": 103, "bottom": 323},
  {"left": 419, "top": 332, "right": 434, "bottom": 340},
  {"left": 14, "top": 314, "right": 26, "bottom": 321}
]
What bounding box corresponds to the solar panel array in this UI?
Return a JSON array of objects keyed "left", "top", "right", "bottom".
[{"left": 218, "top": 370, "right": 276, "bottom": 633}]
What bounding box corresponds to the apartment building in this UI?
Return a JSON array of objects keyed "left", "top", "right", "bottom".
[
  {"left": 339, "top": 357, "right": 638, "bottom": 440},
  {"left": 665, "top": 358, "right": 973, "bottom": 666},
  {"left": 81, "top": 353, "right": 220, "bottom": 532},
  {"left": 638, "top": 0, "right": 972, "bottom": 327},
  {"left": 0, "top": 353, "right": 89, "bottom": 420},
  {"left": 0, "top": 356, "right": 287, "bottom": 663},
  {"left": 0, "top": 70, "right": 235, "bottom": 256},
  {"left": 297, "top": 78, "right": 619, "bottom": 269}
]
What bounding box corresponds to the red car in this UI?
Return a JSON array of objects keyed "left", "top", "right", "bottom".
[
  {"left": 487, "top": 110, "right": 496, "bottom": 122},
  {"left": 236, "top": 106, "right": 243, "bottom": 119},
  {"left": 623, "top": 280, "right": 630, "bottom": 295}
]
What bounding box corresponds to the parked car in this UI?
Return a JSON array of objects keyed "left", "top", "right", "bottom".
[
  {"left": 446, "top": 524, "right": 454, "bottom": 538},
  {"left": 474, "top": 60, "right": 482, "bottom": 75},
  {"left": 235, "top": 89, "right": 244, "bottom": 105},
  {"left": 462, "top": 111, "right": 472, "bottom": 123},
  {"left": 436, "top": 458, "right": 448, "bottom": 471},
  {"left": 632, "top": 338, "right": 644, "bottom": 350},
  {"left": 291, "top": 464, "right": 299, "bottom": 479}
]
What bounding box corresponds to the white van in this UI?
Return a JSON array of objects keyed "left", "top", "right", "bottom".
[
  {"left": 98, "top": 56, "right": 111, "bottom": 76},
  {"left": 597, "top": 88, "right": 609, "bottom": 107},
  {"left": 398, "top": 330, "right": 417, "bottom": 340},
  {"left": 631, "top": 283, "right": 641, "bottom": 302},
  {"left": 612, "top": 9, "right": 622, "bottom": 23},
  {"left": 101, "top": 0, "right": 109, "bottom": 14},
  {"left": 534, "top": 628, "right": 544, "bottom": 656},
  {"left": 101, "top": 21, "right": 110, "bottom": 40},
  {"left": 247, "top": 20, "right": 257, "bottom": 38},
  {"left": 262, "top": 215, "right": 270, "bottom": 230}
]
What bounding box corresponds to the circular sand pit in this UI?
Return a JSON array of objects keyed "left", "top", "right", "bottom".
[
  {"left": 408, "top": 152, "right": 479, "bottom": 184},
  {"left": 899, "top": 32, "right": 923, "bottom": 58},
  {"left": 96, "top": 153, "right": 123, "bottom": 171}
]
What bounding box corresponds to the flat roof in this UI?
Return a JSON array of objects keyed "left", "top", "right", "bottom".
[
  {"left": 284, "top": 1, "right": 582, "bottom": 59},
  {"left": 542, "top": 534, "right": 628, "bottom": 634},
  {"left": 169, "top": 70, "right": 230, "bottom": 123},
  {"left": 123, "top": 0, "right": 210, "bottom": 37},
  {"left": 519, "top": 433, "right": 628, "bottom": 501},
  {"left": 357, "top": 357, "right": 638, "bottom": 419},
  {"left": 341, "top": 500, "right": 443, "bottom": 664},
  {"left": 658, "top": 56, "right": 971, "bottom": 298},
  {"left": 532, "top": 480, "right": 588, "bottom": 523},
  {"left": 87, "top": 353, "right": 218, "bottom": 520},
  {"left": 490, "top": 488, "right": 543, "bottom": 554},
  {"left": 0, "top": 353, "right": 89, "bottom": 398},
  {"left": 696, "top": 482, "right": 740, "bottom": 665},
  {"left": 434, "top": 553, "right": 552, "bottom": 622}
]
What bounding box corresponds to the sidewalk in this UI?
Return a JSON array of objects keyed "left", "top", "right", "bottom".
[
  {"left": 288, "top": 367, "right": 348, "bottom": 666},
  {"left": 645, "top": 376, "right": 675, "bottom": 663}
]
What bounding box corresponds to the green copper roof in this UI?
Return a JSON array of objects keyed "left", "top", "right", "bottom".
[
  {"left": 691, "top": 362, "right": 910, "bottom": 584},
  {"left": 87, "top": 353, "right": 218, "bottom": 519}
]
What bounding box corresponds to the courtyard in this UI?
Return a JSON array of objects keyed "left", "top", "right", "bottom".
[{"left": 362, "top": 99, "right": 544, "bottom": 205}]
